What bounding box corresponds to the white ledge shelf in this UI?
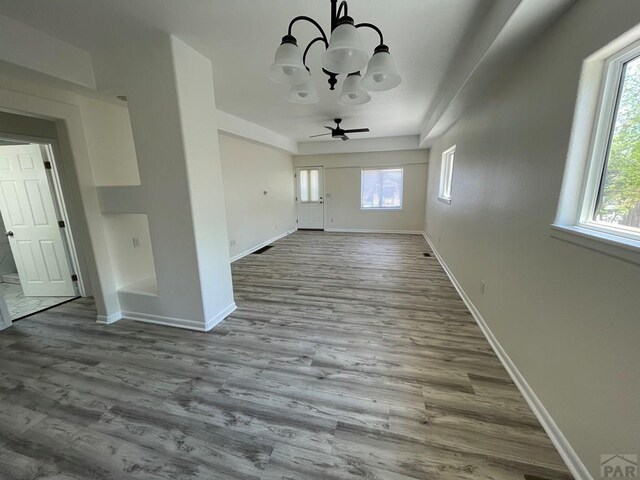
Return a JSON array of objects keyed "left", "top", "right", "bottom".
[
  {"left": 551, "top": 224, "right": 640, "bottom": 265},
  {"left": 118, "top": 277, "right": 158, "bottom": 297}
]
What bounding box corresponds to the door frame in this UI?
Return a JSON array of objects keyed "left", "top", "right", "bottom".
[
  {"left": 0, "top": 132, "right": 86, "bottom": 298},
  {"left": 0, "top": 88, "right": 122, "bottom": 323},
  {"left": 295, "top": 166, "right": 325, "bottom": 230}
]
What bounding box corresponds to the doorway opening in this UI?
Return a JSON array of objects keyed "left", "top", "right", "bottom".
[
  {"left": 0, "top": 139, "right": 81, "bottom": 320},
  {"left": 296, "top": 166, "right": 325, "bottom": 230}
]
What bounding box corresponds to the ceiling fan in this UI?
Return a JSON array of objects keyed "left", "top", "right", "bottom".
[{"left": 309, "top": 118, "right": 370, "bottom": 141}]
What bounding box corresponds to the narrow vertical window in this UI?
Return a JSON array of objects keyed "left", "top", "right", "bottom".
[
  {"left": 300, "top": 169, "right": 309, "bottom": 202},
  {"left": 310, "top": 169, "right": 319, "bottom": 202},
  {"left": 439, "top": 146, "right": 455, "bottom": 204}
]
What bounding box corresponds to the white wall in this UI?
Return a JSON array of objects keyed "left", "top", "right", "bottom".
[
  {"left": 76, "top": 96, "right": 157, "bottom": 292},
  {"left": 424, "top": 1, "right": 640, "bottom": 476},
  {"left": 101, "top": 213, "right": 155, "bottom": 289},
  {"left": 295, "top": 150, "right": 428, "bottom": 232},
  {"left": 0, "top": 14, "right": 95, "bottom": 89},
  {"left": 169, "top": 35, "right": 234, "bottom": 325},
  {"left": 219, "top": 133, "right": 296, "bottom": 259},
  {"left": 80, "top": 96, "right": 140, "bottom": 187}
]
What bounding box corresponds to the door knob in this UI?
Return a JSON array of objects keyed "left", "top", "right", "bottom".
[{"left": 5, "top": 231, "right": 13, "bottom": 237}]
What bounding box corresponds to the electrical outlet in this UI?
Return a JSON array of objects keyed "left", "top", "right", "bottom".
[
  {"left": 331, "top": 218, "right": 334, "bottom": 223},
  {"left": 229, "top": 240, "right": 236, "bottom": 247},
  {"left": 132, "top": 237, "right": 141, "bottom": 248},
  {"left": 480, "top": 280, "right": 486, "bottom": 295}
]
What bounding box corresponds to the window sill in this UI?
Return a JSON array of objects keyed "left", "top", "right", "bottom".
[
  {"left": 550, "top": 224, "right": 640, "bottom": 265},
  {"left": 438, "top": 196, "right": 452, "bottom": 204},
  {"left": 360, "top": 207, "right": 403, "bottom": 211}
]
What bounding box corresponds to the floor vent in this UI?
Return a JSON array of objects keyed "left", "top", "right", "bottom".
[
  {"left": 252, "top": 245, "right": 274, "bottom": 254},
  {"left": 423, "top": 252, "right": 432, "bottom": 257}
]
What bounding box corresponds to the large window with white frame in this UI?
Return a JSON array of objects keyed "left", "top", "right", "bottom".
[
  {"left": 361, "top": 168, "right": 403, "bottom": 210},
  {"left": 577, "top": 44, "right": 640, "bottom": 240},
  {"left": 438, "top": 145, "right": 455, "bottom": 204},
  {"left": 554, "top": 36, "right": 640, "bottom": 263},
  {"left": 583, "top": 45, "right": 640, "bottom": 238}
]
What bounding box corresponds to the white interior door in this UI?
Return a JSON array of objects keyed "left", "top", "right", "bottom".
[
  {"left": 0, "top": 144, "right": 76, "bottom": 297},
  {"left": 296, "top": 167, "right": 324, "bottom": 229}
]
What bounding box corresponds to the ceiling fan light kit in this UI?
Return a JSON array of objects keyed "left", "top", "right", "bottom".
[{"left": 268, "top": 0, "right": 401, "bottom": 105}]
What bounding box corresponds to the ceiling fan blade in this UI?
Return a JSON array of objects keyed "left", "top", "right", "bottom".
[
  {"left": 309, "top": 133, "right": 332, "bottom": 138},
  {"left": 341, "top": 135, "right": 349, "bottom": 141},
  {"left": 342, "top": 128, "right": 370, "bottom": 133},
  {"left": 324, "top": 126, "right": 334, "bottom": 131}
]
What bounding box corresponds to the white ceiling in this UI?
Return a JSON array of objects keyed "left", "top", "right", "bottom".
[{"left": 0, "top": 0, "right": 490, "bottom": 143}]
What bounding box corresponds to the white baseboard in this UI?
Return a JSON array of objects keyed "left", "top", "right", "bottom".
[
  {"left": 230, "top": 228, "right": 297, "bottom": 262},
  {"left": 205, "top": 302, "right": 237, "bottom": 331},
  {"left": 119, "top": 302, "right": 237, "bottom": 332},
  {"left": 96, "top": 311, "right": 123, "bottom": 324},
  {"left": 325, "top": 228, "right": 424, "bottom": 234},
  {"left": 422, "top": 232, "right": 591, "bottom": 480}
]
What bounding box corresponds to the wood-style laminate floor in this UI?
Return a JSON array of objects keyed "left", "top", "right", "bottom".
[{"left": 0, "top": 232, "right": 572, "bottom": 480}]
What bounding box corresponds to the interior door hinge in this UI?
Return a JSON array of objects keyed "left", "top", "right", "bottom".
[
  {"left": 44, "top": 161, "right": 52, "bottom": 170},
  {"left": 58, "top": 220, "right": 65, "bottom": 228},
  {"left": 71, "top": 274, "right": 78, "bottom": 282}
]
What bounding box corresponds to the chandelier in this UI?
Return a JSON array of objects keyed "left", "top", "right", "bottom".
[{"left": 268, "top": 0, "right": 401, "bottom": 105}]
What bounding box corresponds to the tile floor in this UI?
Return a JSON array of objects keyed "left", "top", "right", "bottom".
[{"left": 0, "top": 282, "right": 76, "bottom": 320}]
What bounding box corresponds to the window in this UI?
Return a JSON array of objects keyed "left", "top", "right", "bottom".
[
  {"left": 554, "top": 37, "right": 640, "bottom": 263},
  {"left": 588, "top": 51, "right": 640, "bottom": 238},
  {"left": 298, "top": 168, "right": 320, "bottom": 202},
  {"left": 361, "top": 168, "right": 403, "bottom": 209},
  {"left": 438, "top": 146, "right": 455, "bottom": 203}
]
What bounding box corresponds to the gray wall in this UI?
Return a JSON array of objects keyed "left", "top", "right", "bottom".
[
  {"left": 295, "top": 150, "right": 428, "bottom": 232},
  {"left": 219, "top": 133, "right": 296, "bottom": 259},
  {"left": 425, "top": 0, "right": 640, "bottom": 476},
  {"left": 0, "top": 111, "right": 57, "bottom": 139}
]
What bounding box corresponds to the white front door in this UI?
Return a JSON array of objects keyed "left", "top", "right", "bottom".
[
  {"left": 0, "top": 144, "right": 76, "bottom": 297},
  {"left": 296, "top": 167, "right": 324, "bottom": 229}
]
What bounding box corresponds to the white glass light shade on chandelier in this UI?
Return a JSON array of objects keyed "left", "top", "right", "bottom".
[
  {"left": 321, "top": 18, "right": 369, "bottom": 74},
  {"left": 362, "top": 47, "right": 401, "bottom": 91},
  {"left": 338, "top": 72, "right": 371, "bottom": 105},
  {"left": 287, "top": 79, "right": 319, "bottom": 104},
  {"left": 268, "top": 38, "right": 311, "bottom": 85}
]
